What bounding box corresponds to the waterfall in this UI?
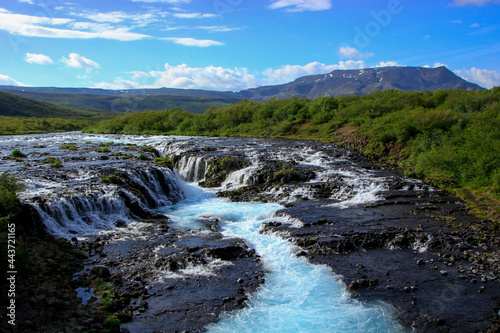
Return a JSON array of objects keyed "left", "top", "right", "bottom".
[
  {"left": 176, "top": 155, "right": 211, "bottom": 182},
  {"left": 28, "top": 165, "right": 186, "bottom": 239}
]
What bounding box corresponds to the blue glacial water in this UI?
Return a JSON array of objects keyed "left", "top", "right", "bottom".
[{"left": 158, "top": 182, "right": 403, "bottom": 333}]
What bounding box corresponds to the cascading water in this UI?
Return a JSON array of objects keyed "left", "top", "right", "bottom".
[
  {"left": 1, "top": 133, "right": 421, "bottom": 332},
  {"left": 157, "top": 182, "right": 403, "bottom": 333}
]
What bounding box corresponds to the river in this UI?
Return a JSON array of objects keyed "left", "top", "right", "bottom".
[{"left": 5, "top": 132, "right": 478, "bottom": 332}]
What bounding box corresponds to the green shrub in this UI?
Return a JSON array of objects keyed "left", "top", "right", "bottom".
[
  {"left": 0, "top": 172, "right": 23, "bottom": 221},
  {"left": 103, "top": 316, "right": 121, "bottom": 333},
  {"left": 11, "top": 149, "right": 26, "bottom": 158}
]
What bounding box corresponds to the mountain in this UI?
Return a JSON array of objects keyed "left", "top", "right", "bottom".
[
  {"left": 0, "top": 91, "right": 114, "bottom": 120},
  {"left": 0, "top": 66, "right": 484, "bottom": 110},
  {"left": 0, "top": 90, "right": 240, "bottom": 114},
  {"left": 241, "top": 66, "right": 484, "bottom": 100}
]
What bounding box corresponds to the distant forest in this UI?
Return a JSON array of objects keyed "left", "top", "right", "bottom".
[{"left": 85, "top": 88, "right": 500, "bottom": 219}]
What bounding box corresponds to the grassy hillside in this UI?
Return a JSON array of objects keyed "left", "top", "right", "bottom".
[
  {"left": 1, "top": 90, "right": 240, "bottom": 114},
  {"left": 0, "top": 91, "right": 117, "bottom": 119},
  {"left": 0, "top": 91, "right": 119, "bottom": 134},
  {"left": 85, "top": 88, "right": 500, "bottom": 220}
]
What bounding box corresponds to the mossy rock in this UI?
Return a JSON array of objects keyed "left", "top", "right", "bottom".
[{"left": 200, "top": 156, "right": 247, "bottom": 187}]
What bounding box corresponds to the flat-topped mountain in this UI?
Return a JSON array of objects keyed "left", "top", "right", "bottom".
[
  {"left": 0, "top": 66, "right": 484, "bottom": 111},
  {"left": 241, "top": 66, "right": 484, "bottom": 100}
]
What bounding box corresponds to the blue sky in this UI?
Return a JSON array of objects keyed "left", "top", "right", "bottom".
[{"left": 0, "top": 0, "right": 499, "bottom": 91}]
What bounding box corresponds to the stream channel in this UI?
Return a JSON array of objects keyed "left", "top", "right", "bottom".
[{"left": 2, "top": 132, "right": 498, "bottom": 332}]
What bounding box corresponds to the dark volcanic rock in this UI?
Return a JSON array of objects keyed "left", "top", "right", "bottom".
[
  {"left": 261, "top": 199, "right": 500, "bottom": 332},
  {"left": 76, "top": 220, "right": 265, "bottom": 333}
]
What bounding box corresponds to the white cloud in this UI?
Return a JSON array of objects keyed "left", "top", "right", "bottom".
[
  {"left": 0, "top": 74, "right": 26, "bottom": 86},
  {"left": 268, "top": 0, "right": 332, "bottom": 11},
  {"left": 470, "top": 23, "right": 480, "bottom": 28},
  {"left": 375, "top": 61, "right": 404, "bottom": 67},
  {"left": 25, "top": 53, "right": 54, "bottom": 65},
  {"left": 93, "top": 78, "right": 141, "bottom": 90},
  {"left": 162, "top": 37, "right": 223, "bottom": 47},
  {"left": 80, "top": 11, "right": 129, "bottom": 23},
  {"left": 454, "top": 67, "right": 500, "bottom": 88},
  {"left": 95, "top": 63, "right": 259, "bottom": 91},
  {"left": 338, "top": 46, "right": 373, "bottom": 59},
  {"left": 150, "top": 63, "right": 259, "bottom": 91},
  {"left": 74, "top": 10, "right": 159, "bottom": 27},
  {"left": 0, "top": 11, "right": 150, "bottom": 41},
  {"left": 452, "top": 0, "right": 500, "bottom": 5},
  {"left": 61, "top": 53, "right": 100, "bottom": 72},
  {"left": 433, "top": 62, "right": 447, "bottom": 68},
  {"left": 70, "top": 22, "right": 114, "bottom": 32},
  {"left": 262, "top": 61, "right": 367, "bottom": 85},
  {"left": 197, "top": 26, "right": 241, "bottom": 32},
  {"left": 17, "top": 0, "right": 35, "bottom": 4},
  {"left": 173, "top": 13, "right": 217, "bottom": 19}
]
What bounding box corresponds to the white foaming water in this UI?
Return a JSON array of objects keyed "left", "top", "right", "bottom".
[
  {"left": 176, "top": 155, "right": 210, "bottom": 182},
  {"left": 33, "top": 191, "right": 133, "bottom": 238},
  {"left": 221, "top": 165, "right": 260, "bottom": 190},
  {"left": 158, "top": 182, "right": 403, "bottom": 333}
]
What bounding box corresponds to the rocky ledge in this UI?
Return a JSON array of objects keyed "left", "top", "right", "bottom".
[{"left": 73, "top": 217, "right": 265, "bottom": 333}]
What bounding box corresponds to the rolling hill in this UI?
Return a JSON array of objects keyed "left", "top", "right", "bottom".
[
  {"left": 0, "top": 66, "right": 485, "bottom": 111},
  {"left": 0, "top": 91, "right": 116, "bottom": 120}
]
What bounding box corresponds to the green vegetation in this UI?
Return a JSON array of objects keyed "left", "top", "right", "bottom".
[
  {"left": 0, "top": 91, "right": 120, "bottom": 135},
  {"left": 201, "top": 156, "right": 247, "bottom": 187},
  {"left": 1, "top": 90, "right": 240, "bottom": 114},
  {"left": 86, "top": 88, "right": 500, "bottom": 219},
  {"left": 154, "top": 155, "right": 179, "bottom": 169},
  {"left": 11, "top": 149, "right": 26, "bottom": 158},
  {"left": 101, "top": 174, "right": 123, "bottom": 185},
  {"left": 0, "top": 172, "right": 24, "bottom": 224},
  {"left": 50, "top": 159, "right": 63, "bottom": 168},
  {"left": 95, "top": 147, "right": 111, "bottom": 153},
  {"left": 59, "top": 144, "right": 78, "bottom": 150},
  {"left": 103, "top": 316, "right": 121, "bottom": 333},
  {"left": 0, "top": 91, "right": 117, "bottom": 119}
]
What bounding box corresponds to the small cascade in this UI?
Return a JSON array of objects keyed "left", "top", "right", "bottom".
[
  {"left": 176, "top": 155, "right": 211, "bottom": 182},
  {"left": 125, "top": 166, "right": 185, "bottom": 208},
  {"left": 31, "top": 190, "right": 132, "bottom": 238},
  {"left": 221, "top": 164, "right": 260, "bottom": 190},
  {"left": 27, "top": 164, "right": 187, "bottom": 239}
]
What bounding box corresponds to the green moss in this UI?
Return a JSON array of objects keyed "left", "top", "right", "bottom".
[
  {"left": 121, "top": 154, "right": 135, "bottom": 160},
  {"left": 50, "top": 159, "right": 63, "bottom": 168},
  {"left": 101, "top": 174, "right": 123, "bottom": 185},
  {"left": 154, "top": 156, "right": 174, "bottom": 169},
  {"left": 59, "top": 144, "right": 78, "bottom": 150}
]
